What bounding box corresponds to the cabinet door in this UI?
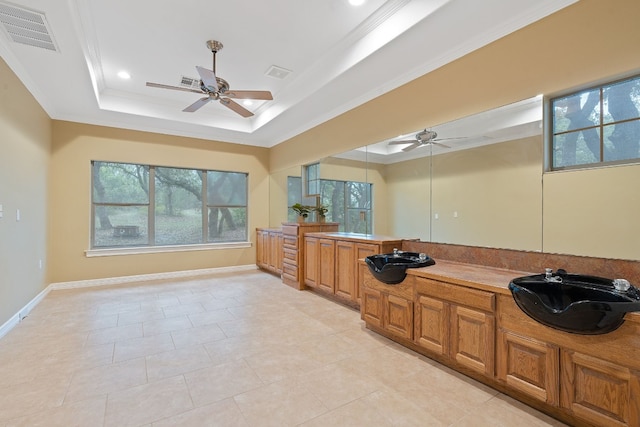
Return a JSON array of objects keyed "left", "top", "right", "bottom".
[
  {"left": 268, "top": 232, "right": 280, "bottom": 272},
  {"left": 318, "top": 239, "right": 335, "bottom": 293},
  {"left": 304, "top": 237, "right": 319, "bottom": 288},
  {"left": 561, "top": 350, "right": 640, "bottom": 427},
  {"left": 256, "top": 230, "right": 267, "bottom": 268},
  {"left": 450, "top": 305, "right": 495, "bottom": 376},
  {"left": 335, "top": 241, "right": 355, "bottom": 300},
  {"left": 497, "top": 329, "right": 559, "bottom": 405},
  {"left": 354, "top": 243, "right": 378, "bottom": 301},
  {"left": 361, "top": 287, "right": 383, "bottom": 328},
  {"left": 384, "top": 294, "right": 413, "bottom": 340},
  {"left": 276, "top": 233, "right": 283, "bottom": 273},
  {"left": 414, "top": 295, "right": 449, "bottom": 357}
]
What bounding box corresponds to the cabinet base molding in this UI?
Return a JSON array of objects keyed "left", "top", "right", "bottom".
[{"left": 306, "top": 285, "right": 360, "bottom": 310}]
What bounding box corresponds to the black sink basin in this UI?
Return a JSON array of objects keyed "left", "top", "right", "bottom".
[
  {"left": 509, "top": 270, "right": 640, "bottom": 334},
  {"left": 365, "top": 251, "right": 435, "bottom": 285}
]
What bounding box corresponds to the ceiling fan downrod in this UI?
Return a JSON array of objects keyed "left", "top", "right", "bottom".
[{"left": 207, "top": 40, "right": 223, "bottom": 74}]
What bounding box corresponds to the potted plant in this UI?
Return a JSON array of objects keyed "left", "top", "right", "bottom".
[
  {"left": 291, "top": 203, "right": 310, "bottom": 222},
  {"left": 314, "top": 205, "right": 328, "bottom": 222}
]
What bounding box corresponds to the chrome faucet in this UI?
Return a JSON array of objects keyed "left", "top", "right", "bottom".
[
  {"left": 613, "top": 279, "right": 631, "bottom": 292},
  {"left": 544, "top": 268, "right": 563, "bottom": 283}
]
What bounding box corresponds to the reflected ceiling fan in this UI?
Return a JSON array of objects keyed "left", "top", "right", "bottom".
[
  {"left": 388, "top": 129, "right": 464, "bottom": 151},
  {"left": 146, "top": 40, "right": 273, "bottom": 118}
]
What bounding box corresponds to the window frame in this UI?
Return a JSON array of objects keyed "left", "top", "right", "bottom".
[
  {"left": 546, "top": 73, "right": 640, "bottom": 171},
  {"left": 89, "top": 161, "right": 250, "bottom": 254}
]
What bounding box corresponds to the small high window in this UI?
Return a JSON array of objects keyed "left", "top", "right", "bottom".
[{"left": 549, "top": 74, "right": 640, "bottom": 170}]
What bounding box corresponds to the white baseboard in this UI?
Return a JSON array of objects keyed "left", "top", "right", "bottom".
[
  {"left": 0, "top": 285, "right": 51, "bottom": 339},
  {"left": 0, "top": 264, "right": 258, "bottom": 339},
  {"left": 50, "top": 264, "right": 258, "bottom": 290}
]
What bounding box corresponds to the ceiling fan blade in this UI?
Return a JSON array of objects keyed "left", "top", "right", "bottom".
[
  {"left": 401, "top": 142, "right": 421, "bottom": 152},
  {"left": 183, "top": 96, "right": 212, "bottom": 112},
  {"left": 224, "top": 90, "right": 273, "bottom": 100},
  {"left": 196, "top": 66, "right": 218, "bottom": 92},
  {"left": 432, "top": 136, "right": 466, "bottom": 142},
  {"left": 220, "top": 98, "right": 253, "bottom": 117},
  {"left": 388, "top": 139, "right": 416, "bottom": 145},
  {"left": 431, "top": 141, "right": 451, "bottom": 148},
  {"left": 146, "top": 82, "right": 203, "bottom": 94}
]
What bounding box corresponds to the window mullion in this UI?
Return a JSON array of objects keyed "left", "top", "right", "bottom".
[
  {"left": 202, "top": 171, "right": 208, "bottom": 243},
  {"left": 600, "top": 87, "right": 604, "bottom": 162},
  {"left": 149, "top": 167, "right": 155, "bottom": 246}
]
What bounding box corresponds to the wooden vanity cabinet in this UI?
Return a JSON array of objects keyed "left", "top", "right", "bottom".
[
  {"left": 561, "top": 350, "right": 640, "bottom": 427},
  {"left": 334, "top": 241, "right": 380, "bottom": 301},
  {"left": 361, "top": 269, "right": 414, "bottom": 340},
  {"left": 304, "top": 237, "right": 336, "bottom": 293},
  {"left": 498, "top": 292, "right": 640, "bottom": 427},
  {"left": 303, "top": 233, "right": 403, "bottom": 305},
  {"left": 256, "top": 228, "right": 283, "bottom": 275},
  {"left": 335, "top": 240, "right": 356, "bottom": 300},
  {"left": 304, "top": 236, "right": 319, "bottom": 288},
  {"left": 280, "top": 222, "right": 339, "bottom": 290},
  {"left": 414, "top": 277, "right": 495, "bottom": 376}
]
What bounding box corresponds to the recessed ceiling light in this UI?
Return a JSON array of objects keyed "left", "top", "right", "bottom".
[
  {"left": 349, "top": 0, "right": 365, "bottom": 5},
  {"left": 117, "top": 71, "right": 131, "bottom": 79},
  {"left": 243, "top": 100, "right": 254, "bottom": 107}
]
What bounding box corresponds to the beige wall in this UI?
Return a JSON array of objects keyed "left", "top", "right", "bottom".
[
  {"left": 543, "top": 164, "right": 640, "bottom": 259},
  {"left": 269, "top": 0, "right": 640, "bottom": 171},
  {"left": 49, "top": 122, "right": 270, "bottom": 283},
  {"left": 268, "top": 165, "right": 300, "bottom": 227},
  {"left": 431, "top": 137, "right": 543, "bottom": 251},
  {"left": 385, "top": 156, "right": 432, "bottom": 241},
  {"left": 0, "top": 58, "right": 51, "bottom": 326}
]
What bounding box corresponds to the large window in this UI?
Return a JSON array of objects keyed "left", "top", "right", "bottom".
[
  {"left": 288, "top": 176, "right": 372, "bottom": 233},
  {"left": 550, "top": 74, "right": 640, "bottom": 169},
  {"left": 92, "top": 161, "right": 247, "bottom": 248}
]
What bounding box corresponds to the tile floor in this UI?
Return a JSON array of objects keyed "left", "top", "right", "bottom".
[{"left": 0, "top": 269, "right": 568, "bottom": 426}]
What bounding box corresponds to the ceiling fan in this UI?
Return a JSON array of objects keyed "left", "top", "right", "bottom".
[
  {"left": 146, "top": 40, "right": 273, "bottom": 118},
  {"left": 388, "top": 129, "right": 463, "bottom": 152}
]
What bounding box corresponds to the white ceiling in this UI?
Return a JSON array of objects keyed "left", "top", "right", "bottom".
[{"left": 0, "top": 0, "right": 576, "bottom": 148}]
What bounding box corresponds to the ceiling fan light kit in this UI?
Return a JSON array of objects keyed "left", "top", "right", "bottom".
[{"left": 146, "top": 40, "right": 273, "bottom": 118}]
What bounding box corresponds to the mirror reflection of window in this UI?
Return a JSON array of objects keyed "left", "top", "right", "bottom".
[
  {"left": 288, "top": 175, "right": 372, "bottom": 233},
  {"left": 303, "top": 162, "right": 320, "bottom": 196}
]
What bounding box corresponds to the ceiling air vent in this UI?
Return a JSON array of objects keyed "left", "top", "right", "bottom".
[
  {"left": 0, "top": 1, "right": 58, "bottom": 51},
  {"left": 265, "top": 65, "right": 292, "bottom": 80},
  {"left": 180, "top": 76, "right": 201, "bottom": 90}
]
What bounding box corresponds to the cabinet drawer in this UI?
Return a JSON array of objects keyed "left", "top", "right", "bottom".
[
  {"left": 281, "top": 225, "right": 298, "bottom": 236},
  {"left": 363, "top": 270, "right": 414, "bottom": 300},
  {"left": 415, "top": 277, "right": 495, "bottom": 312},
  {"left": 282, "top": 235, "right": 297, "bottom": 248},
  {"left": 283, "top": 248, "right": 298, "bottom": 263},
  {"left": 282, "top": 262, "right": 298, "bottom": 280}
]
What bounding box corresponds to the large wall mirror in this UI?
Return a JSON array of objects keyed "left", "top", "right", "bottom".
[
  {"left": 324, "top": 96, "right": 544, "bottom": 250},
  {"left": 269, "top": 95, "right": 640, "bottom": 261}
]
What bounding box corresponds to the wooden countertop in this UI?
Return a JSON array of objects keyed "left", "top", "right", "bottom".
[
  {"left": 407, "top": 259, "right": 534, "bottom": 295},
  {"left": 395, "top": 259, "right": 640, "bottom": 323},
  {"left": 304, "top": 232, "right": 409, "bottom": 244}
]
